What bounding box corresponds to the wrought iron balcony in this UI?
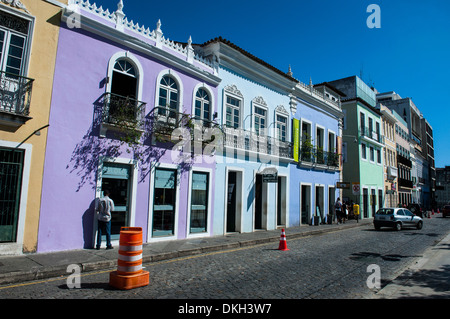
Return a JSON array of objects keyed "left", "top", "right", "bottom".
[
  {"left": 398, "top": 177, "right": 413, "bottom": 189},
  {"left": 222, "top": 126, "right": 293, "bottom": 160},
  {"left": 150, "top": 106, "right": 191, "bottom": 139},
  {"left": 360, "top": 127, "right": 385, "bottom": 145},
  {"left": 102, "top": 93, "right": 146, "bottom": 126},
  {"left": 100, "top": 93, "right": 146, "bottom": 137},
  {"left": 0, "top": 71, "right": 34, "bottom": 127},
  {"left": 299, "top": 144, "right": 339, "bottom": 168}
]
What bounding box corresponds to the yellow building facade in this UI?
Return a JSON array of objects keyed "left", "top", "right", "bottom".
[{"left": 0, "top": 0, "right": 67, "bottom": 254}]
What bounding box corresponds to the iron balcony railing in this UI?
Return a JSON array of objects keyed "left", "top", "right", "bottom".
[
  {"left": 0, "top": 71, "right": 34, "bottom": 116},
  {"left": 223, "top": 126, "right": 293, "bottom": 159},
  {"left": 102, "top": 93, "right": 146, "bottom": 128},
  {"left": 398, "top": 177, "right": 413, "bottom": 189},
  {"left": 299, "top": 145, "right": 339, "bottom": 168},
  {"left": 359, "top": 127, "right": 385, "bottom": 144},
  {"left": 151, "top": 106, "right": 221, "bottom": 144}
]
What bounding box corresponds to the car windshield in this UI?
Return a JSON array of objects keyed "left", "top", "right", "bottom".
[
  {"left": 445, "top": 205, "right": 450, "bottom": 209},
  {"left": 376, "top": 208, "right": 394, "bottom": 215}
]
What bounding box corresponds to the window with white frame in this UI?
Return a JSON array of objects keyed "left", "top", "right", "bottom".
[
  {"left": 254, "top": 106, "right": 267, "bottom": 136},
  {"left": 194, "top": 88, "right": 210, "bottom": 122},
  {"left": 276, "top": 114, "right": 287, "bottom": 142},
  {"left": 158, "top": 75, "right": 179, "bottom": 118},
  {"left": 225, "top": 95, "right": 241, "bottom": 129},
  {"left": 190, "top": 171, "right": 209, "bottom": 234},
  {"left": 361, "top": 143, "right": 367, "bottom": 159},
  {"left": 111, "top": 59, "right": 138, "bottom": 99},
  {"left": 0, "top": 10, "right": 32, "bottom": 77}
]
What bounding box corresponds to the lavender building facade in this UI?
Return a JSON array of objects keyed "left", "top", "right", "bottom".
[{"left": 37, "top": 1, "right": 220, "bottom": 252}]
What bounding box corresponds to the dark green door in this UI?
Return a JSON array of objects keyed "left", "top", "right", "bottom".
[
  {"left": 101, "top": 162, "right": 131, "bottom": 240},
  {"left": 0, "top": 148, "right": 24, "bottom": 243}
]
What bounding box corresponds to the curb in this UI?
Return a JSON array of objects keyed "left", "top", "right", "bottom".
[{"left": 0, "top": 221, "right": 370, "bottom": 286}]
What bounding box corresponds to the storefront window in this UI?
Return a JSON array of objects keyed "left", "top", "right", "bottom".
[
  {"left": 190, "top": 172, "right": 209, "bottom": 233},
  {"left": 153, "top": 168, "right": 177, "bottom": 237}
]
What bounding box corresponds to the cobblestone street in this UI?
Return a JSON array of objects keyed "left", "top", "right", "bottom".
[{"left": 1, "top": 217, "right": 449, "bottom": 301}]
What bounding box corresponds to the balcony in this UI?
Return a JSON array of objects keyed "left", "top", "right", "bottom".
[
  {"left": 222, "top": 126, "right": 293, "bottom": 161},
  {"left": 299, "top": 145, "right": 339, "bottom": 169},
  {"left": 100, "top": 93, "right": 146, "bottom": 137},
  {"left": 397, "top": 154, "right": 412, "bottom": 168},
  {"left": 0, "top": 71, "right": 34, "bottom": 129},
  {"left": 359, "top": 127, "right": 385, "bottom": 145},
  {"left": 398, "top": 177, "right": 413, "bottom": 189},
  {"left": 387, "top": 166, "right": 398, "bottom": 180}
]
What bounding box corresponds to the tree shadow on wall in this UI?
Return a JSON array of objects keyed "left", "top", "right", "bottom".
[{"left": 66, "top": 94, "right": 199, "bottom": 192}]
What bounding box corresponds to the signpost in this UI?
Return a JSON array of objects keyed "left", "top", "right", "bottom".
[
  {"left": 352, "top": 183, "right": 360, "bottom": 195},
  {"left": 261, "top": 167, "right": 278, "bottom": 183},
  {"left": 337, "top": 182, "right": 350, "bottom": 189}
]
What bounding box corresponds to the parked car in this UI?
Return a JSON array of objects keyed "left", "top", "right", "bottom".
[
  {"left": 374, "top": 208, "right": 423, "bottom": 231},
  {"left": 407, "top": 203, "right": 424, "bottom": 218},
  {"left": 442, "top": 205, "right": 450, "bottom": 218}
]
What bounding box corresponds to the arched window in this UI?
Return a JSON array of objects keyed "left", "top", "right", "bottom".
[
  {"left": 194, "top": 88, "right": 210, "bottom": 122},
  {"left": 158, "top": 75, "right": 179, "bottom": 117},
  {"left": 111, "top": 58, "right": 137, "bottom": 99}
]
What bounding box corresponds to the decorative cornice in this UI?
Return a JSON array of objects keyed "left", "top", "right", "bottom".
[
  {"left": 275, "top": 105, "right": 289, "bottom": 116},
  {"left": 224, "top": 84, "right": 243, "bottom": 98},
  {"left": 0, "top": 0, "right": 30, "bottom": 14},
  {"left": 252, "top": 96, "right": 267, "bottom": 107}
]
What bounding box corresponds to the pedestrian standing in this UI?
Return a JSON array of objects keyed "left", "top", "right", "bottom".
[
  {"left": 335, "top": 197, "right": 342, "bottom": 224},
  {"left": 96, "top": 189, "right": 115, "bottom": 250}
]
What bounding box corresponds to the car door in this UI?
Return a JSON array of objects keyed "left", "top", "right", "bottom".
[
  {"left": 403, "top": 209, "right": 416, "bottom": 226},
  {"left": 396, "top": 209, "right": 406, "bottom": 225}
]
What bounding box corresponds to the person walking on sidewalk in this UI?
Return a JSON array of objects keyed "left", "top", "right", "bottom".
[
  {"left": 335, "top": 197, "right": 343, "bottom": 224},
  {"left": 96, "top": 190, "right": 115, "bottom": 250}
]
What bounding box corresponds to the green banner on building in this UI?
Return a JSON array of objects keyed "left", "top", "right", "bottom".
[{"left": 293, "top": 118, "right": 299, "bottom": 162}]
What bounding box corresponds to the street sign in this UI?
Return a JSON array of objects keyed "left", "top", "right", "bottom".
[
  {"left": 337, "top": 182, "right": 350, "bottom": 189},
  {"left": 352, "top": 183, "right": 360, "bottom": 195},
  {"left": 261, "top": 167, "right": 278, "bottom": 183}
]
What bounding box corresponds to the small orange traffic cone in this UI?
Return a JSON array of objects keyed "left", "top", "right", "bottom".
[{"left": 278, "top": 229, "right": 289, "bottom": 251}]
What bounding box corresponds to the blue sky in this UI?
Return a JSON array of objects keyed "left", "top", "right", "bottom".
[{"left": 99, "top": 0, "right": 450, "bottom": 168}]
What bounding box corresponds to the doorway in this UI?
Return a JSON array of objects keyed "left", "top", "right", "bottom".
[
  {"left": 363, "top": 188, "right": 368, "bottom": 218},
  {"left": 301, "top": 184, "right": 311, "bottom": 225},
  {"left": 0, "top": 148, "right": 24, "bottom": 243},
  {"left": 101, "top": 162, "right": 132, "bottom": 240},
  {"left": 315, "top": 185, "right": 324, "bottom": 222},
  {"left": 277, "top": 176, "right": 287, "bottom": 227},
  {"left": 371, "top": 189, "right": 376, "bottom": 217},
  {"left": 226, "top": 171, "right": 242, "bottom": 233},
  {"left": 255, "top": 174, "right": 265, "bottom": 230},
  {"left": 328, "top": 186, "right": 335, "bottom": 222}
]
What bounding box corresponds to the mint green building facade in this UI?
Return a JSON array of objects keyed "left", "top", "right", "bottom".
[{"left": 328, "top": 76, "right": 385, "bottom": 218}]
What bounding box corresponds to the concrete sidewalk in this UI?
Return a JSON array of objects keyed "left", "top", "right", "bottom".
[
  {"left": 0, "top": 219, "right": 372, "bottom": 286},
  {"left": 376, "top": 231, "right": 450, "bottom": 299}
]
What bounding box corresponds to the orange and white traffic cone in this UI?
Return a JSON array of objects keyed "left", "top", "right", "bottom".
[{"left": 278, "top": 229, "right": 289, "bottom": 251}]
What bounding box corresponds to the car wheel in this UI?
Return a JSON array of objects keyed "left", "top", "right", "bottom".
[
  {"left": 394, "top": 222, "right": 402, "bottom": 231},
  {"left": 416, "top": 221, "right": 423, "bottom": 230},
  {"left": 374, "top": 225, "right": 380, "bottom": 231}
]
